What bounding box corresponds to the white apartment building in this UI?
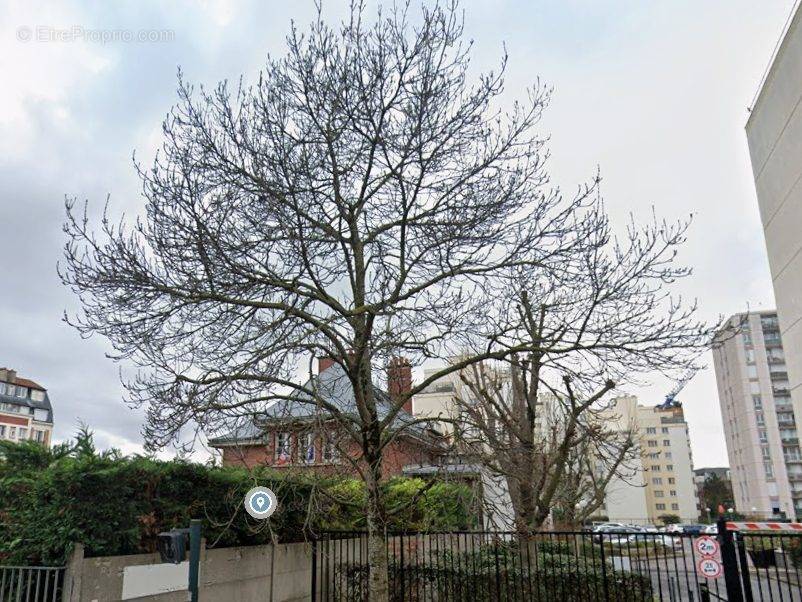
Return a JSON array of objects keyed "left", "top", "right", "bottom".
[
  {"left": 746, "top": 3, "right": 802, "bottom": 468},
  {"left": 712, "top": 312, "right": 800, "bottom": 518},
  {"left": 600, "top": 395, "right": 699, "bottom": 524}
]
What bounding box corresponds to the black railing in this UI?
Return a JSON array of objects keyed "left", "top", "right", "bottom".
[
  {"left": 312, "top": 529, "right": 736, "bottom": 601},
  {"left": 0, "top": 566, "right": 64, "bottom": 602},
  {"left": 738, "top": 531, "right": 802, "bottom": 601}
]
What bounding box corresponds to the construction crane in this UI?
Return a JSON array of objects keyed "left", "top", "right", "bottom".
[{"left": 658, "top": 369, "right": 698, "bottom": 409}]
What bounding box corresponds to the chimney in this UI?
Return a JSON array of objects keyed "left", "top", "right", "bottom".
[
  {"left": 318, "top": 357, "right": 336, "bottom": 374},
  {"left": 387, "top": 357, "right": 413, "bottom": 414},
  {"left": 0, "top": 368, "right": 15, "bottom": 383}
]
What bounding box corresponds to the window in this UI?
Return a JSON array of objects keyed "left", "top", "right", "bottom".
[
  {"left": 33, "top": 409, "right": 48, "bottom": 422},
  {"left": 765, "top": 461, "right": 774, "bottom": 479},
  {"left": 322, "top": 434, "right": 339, "bottom": 462},
  {"left": 651, "top": 465, "right": 660, "bottom": 471},
  {"left": 664, "top": 452, "right": 672, "bottom": 459},
  {"left": 646, "top": 427, "right": 656, "bottom": 434},
  {"left": 303, "top": 433, "right": 315, "bottom": 464},
  {"left": 666, "top": 464, "right": 674, "bottom": 471},
  {"left": 756, "top": 412, "right": 765, "bottom": 426},
  {"left": 746, "top": 348, "right": 756, "bottom": 364},
  {"left": 753, "top": 395, "right": 763, "bottom": 409},
  {"left": 652, "top": 477, "right": 663, "bottom": 485},
  {"left": 15, "top": 386, "right": 27, "bottom": 398},
  {"left": 670, "top": 490, "right": 677, "bottom": 497},
  {"left": 647, "top": 440, "right": 658, "bottom": 448},
  {"left": 671, "top": 503, "right": 679, "bottom": 511},
  {"left": 663, "top": 439, "right": 671, "bottom": 446},
  {"left": 762, "top": 446, "right": 771, "bottom": 459},
  {"left": 18, "top": 428, "right": 27, "bottom": 439},
  {"left": 3, "top": 384, "right": 14, "bottom": 396},
  {"left": 662, "top": 427, "right": 669, "bottom": 434},
  {"left": 274, "top": 432, "right": 291, "bottom": 462},
  {"left": 9, "top": 427, "right": 16, "bottom": 439},
  {"left": 0, "top": 425, "right": 5, "bottom": 437},
  {"left": 31, "top": 390, "right": 45, "bottom": 402},
  {"left": 668, "top": 477, "right": 675, "bottom": 484},
  {"left": 654, "top": 490, "right": 664, "bottom": 498},
  {"left": 759, "top": 430, "right": 768, "bottom": 443},
  {"left": 656, "top": 503, "right": 666, "bottom": 511}
]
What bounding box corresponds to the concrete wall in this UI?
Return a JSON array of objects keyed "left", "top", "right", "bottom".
[{"left": 63, "top": 541, "right": 313, "bottom": 602}]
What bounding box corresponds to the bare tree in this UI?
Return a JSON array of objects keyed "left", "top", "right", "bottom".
[
  {"left": 452, "top": 207, "right": 717, "bottom": 535},
  {"left": 59, "top": 3, "right": 591, "bottom": 598}
]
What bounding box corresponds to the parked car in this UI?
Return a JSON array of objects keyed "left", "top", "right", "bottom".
[
  {"left": 680, "top": 524, "right": 706, "bottom": 535},
  {"left": 592, "top": 524, "right": 640, "bottom": 543},
  {"left": 592, "top": 522, "right": 628, "bottom": 532}
]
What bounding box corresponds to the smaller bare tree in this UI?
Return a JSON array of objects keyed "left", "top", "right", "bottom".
[
  {"left": 453, "top": 360, "right": 640, "bottom": 532},
  {"left": 449, "top": 209, "right": 717, "bottom": 535}
]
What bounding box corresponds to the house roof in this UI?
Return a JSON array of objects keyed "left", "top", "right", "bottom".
[{"left": 208, "top": 363, "right": 429, "bottom": 447}]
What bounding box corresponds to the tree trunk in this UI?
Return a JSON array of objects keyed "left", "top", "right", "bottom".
[{"left": 365, "top": 465, "right": 389, "bottom": 602}]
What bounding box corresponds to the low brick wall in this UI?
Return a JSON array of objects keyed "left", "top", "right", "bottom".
[{"left": 63, "top": 541, "right": 313, "bottom": 602}]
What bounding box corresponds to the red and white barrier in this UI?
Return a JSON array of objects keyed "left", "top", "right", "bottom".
[{"left": 726, "top": 521, "right": 802, "bottom": 531}]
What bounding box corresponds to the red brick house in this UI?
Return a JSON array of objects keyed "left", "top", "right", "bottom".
[{"left": 208, "top": 358, "right": 442, "bottom": 478}]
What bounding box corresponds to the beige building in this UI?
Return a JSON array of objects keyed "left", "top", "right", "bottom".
[
  {"left": 600, "top": 395, "right": 699, "bottom": 524},
  {"left": 746, "top": 3, "right": 802, "bottom": 467},
  {"left": 0, "top": 367, "right": 54, "bottom": 446},
  {"left": 712, "top": 312, "right": 800, "bottom": 518}
]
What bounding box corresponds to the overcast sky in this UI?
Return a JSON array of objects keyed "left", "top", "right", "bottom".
[{"left": 0, "top": 0, "right": 794, "bottom": 465}]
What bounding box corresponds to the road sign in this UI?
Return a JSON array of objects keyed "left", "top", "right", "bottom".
[
  {"left": 694, "top": 535, "right": 719, "bottom": 557},
  {"left": 697, "top": 557, "right": 722, "bottom": 579}
]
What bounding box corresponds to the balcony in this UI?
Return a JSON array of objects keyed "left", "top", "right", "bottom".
[{"left": 771, "top": 371, "right": 789, "bottom": 381}]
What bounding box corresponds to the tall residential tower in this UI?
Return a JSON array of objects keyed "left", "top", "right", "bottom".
[{"left": 712, "top": 312, "right": 800, "bottom": 518}]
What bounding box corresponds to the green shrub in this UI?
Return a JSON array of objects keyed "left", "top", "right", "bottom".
[{"left": 0, "top": 434, "right": 474, "bottom": 564}]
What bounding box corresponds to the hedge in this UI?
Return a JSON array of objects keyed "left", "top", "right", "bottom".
[{"left": 0, "top": 433, "right": 475, "bottom": 564}]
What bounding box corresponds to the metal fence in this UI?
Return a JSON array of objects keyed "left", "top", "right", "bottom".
[
  {"left": 311, "top": 529, "right": 738, "bottom": 601},
  {"left": 0, "top": 566, "right": 64, "bottom": 602},
  {"left": 737, "top": 531, "right": 802, "bottom": 601}
]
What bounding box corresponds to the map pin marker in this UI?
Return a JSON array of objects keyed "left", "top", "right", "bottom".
[{"left": 244, "top": 486, "right": 277, "bottom": 519}]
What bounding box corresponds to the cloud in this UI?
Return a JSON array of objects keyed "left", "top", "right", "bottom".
[{"left": 0, "top": 0, "right": 791, "bottom": 468}]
